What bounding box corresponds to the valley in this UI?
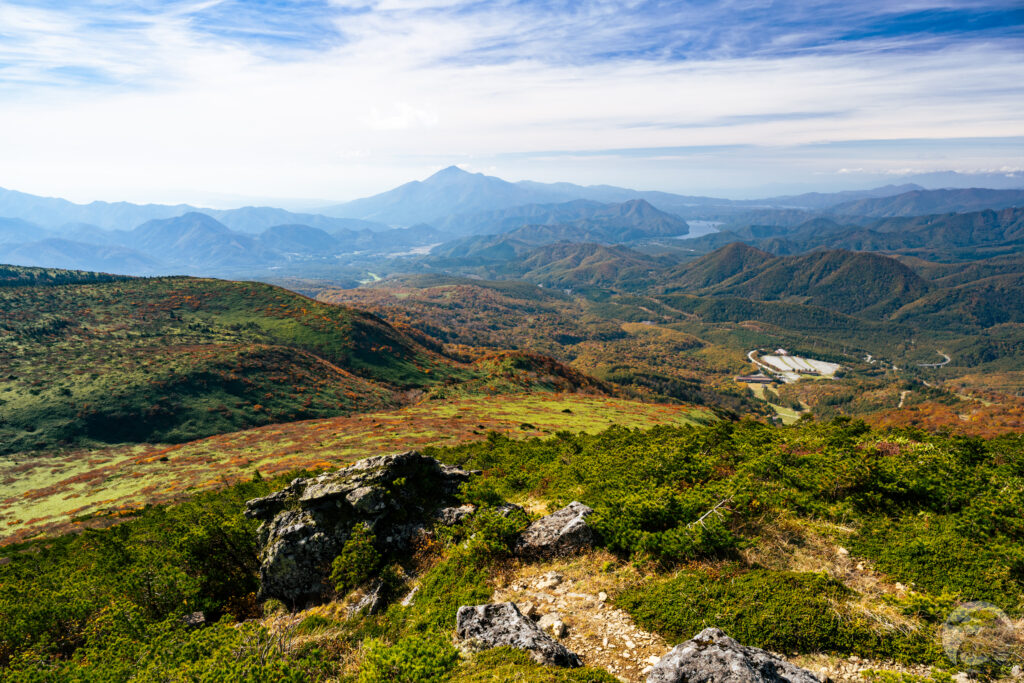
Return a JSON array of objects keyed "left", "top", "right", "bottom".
[{"left": 0, "top": 165, "right": 1022, "bottom": 683}]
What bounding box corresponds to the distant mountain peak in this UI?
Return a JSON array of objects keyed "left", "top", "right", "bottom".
[{"left": 426, "top": 165, "right": 475, "bottom": 181}]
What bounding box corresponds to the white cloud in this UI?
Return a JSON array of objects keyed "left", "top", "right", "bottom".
[{"left": 0, "top": 1, "right": 1021, "bottom": 202}]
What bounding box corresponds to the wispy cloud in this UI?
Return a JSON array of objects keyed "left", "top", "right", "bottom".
[{"left": 0, "top": 0, "right": 1021, "bottom": 201}]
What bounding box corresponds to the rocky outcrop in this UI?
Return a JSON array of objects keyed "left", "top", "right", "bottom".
[
  {"left": 516, "top": 501, "right": 595, "bottom": 557},
  {"left": 244, "top": 451, "right": 472, "bottom": 607},
  {"left": 456, "top": 602, "right": 582, "bottom": 668},
  {"left": 435, "top": 504, "right": 476, "bottom": 526},
  {"left": 647, "top": 628, "right": 825, "bottom": 683}
]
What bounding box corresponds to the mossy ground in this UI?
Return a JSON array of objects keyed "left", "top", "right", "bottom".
[{"left": 0, "top": 394, "right": 714, "bottom": 544}]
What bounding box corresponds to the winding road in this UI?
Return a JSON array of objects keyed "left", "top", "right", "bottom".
[
  {"left": 747, "top": 349, "right": 775, "bottom": 374},
  {"left": 917, "top": 351, "right": 951, "bottom": 368}
]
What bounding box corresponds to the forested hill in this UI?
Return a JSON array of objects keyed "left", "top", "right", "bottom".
[
  {"left": 0, "top": 273, "right": 480, "bottom": 453},
  {"left": 685, "top": 249, "right": 933, "bottom": 318},
  {"left": 0, "top": 263, "right": 130, "bottom": 287}
]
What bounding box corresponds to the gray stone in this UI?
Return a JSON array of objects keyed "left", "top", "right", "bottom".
[
  {"left": 516, "top": 501, "right": 595, "bottom": 557},
  {"left": 181, "top": 611, "right": 206, "bottom": 628},
  {"left": 348, "top": 581, "right": 386, "bottom": 617},
  {"left": 496, "top": 503, "right": 526, "bottom": 517},
  {"left": 435, "top": 504, "right": 477, "bottom": 526},
  {"left": 535, "top": 571, "right": 563, "bottom": 589},
  {"left": 647, "top": 628, "right": 826, "bottom": 683},
  {"left": 538, "top": 612, "right": 568, "bottom": 638},
  {"left": 245, "top": 450, "right": 471, "bottom": 607},
  {"left": 456, "top": 602, "right": 581, "bottom": 668}
]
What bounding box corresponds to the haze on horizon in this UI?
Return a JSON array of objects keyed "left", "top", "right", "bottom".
[{"left": 0, "top": 0, "right": 1022, "bottom": 207}]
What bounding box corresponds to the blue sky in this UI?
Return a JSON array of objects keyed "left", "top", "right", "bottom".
[{"left": 0, "top": 0, "right": 1021, "bottom": 203}]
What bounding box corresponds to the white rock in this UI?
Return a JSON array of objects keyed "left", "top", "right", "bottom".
[
  {"left": 598, "top": 591, "right": 608, "bottom": 602},
  {"left": 648, "top": 655, "right": 662, "bottom": 665},
  {"left": 400, "top": 585, "right": 419, "bottom": 607},
  {"left": 625, "top": 640, "right": 636, "bottom": 649},
  {"left": 537, "top": 612, "right": 567, "bottom": 638},
  {"left": 535, "top": 571, "right": 563, "bottom": 590},
  {"left": 837, "top": 547, "right": 850, "bottom": 556}
]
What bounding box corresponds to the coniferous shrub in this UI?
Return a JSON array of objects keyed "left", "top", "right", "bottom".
[{"left": 331, "top": 523, "right": 382, "bottom": 596}]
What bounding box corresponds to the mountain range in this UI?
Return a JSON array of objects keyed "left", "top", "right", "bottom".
[{"left": 1, "top": 166, "right": 1024, "bottom": 279}]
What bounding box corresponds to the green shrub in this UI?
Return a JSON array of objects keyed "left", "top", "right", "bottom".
[
  {"left": 357, "top": 634, "right": 458, "bottom": 683},
  {"left": 331, "top": 523, "right": 382, "bottom": 596},
  {"left": 454, "top": 647, "right": 619, "bottom": 682},
  {"left": 403, "top": 550, "right": 492, "bottom": 632},
  {"left": 440, "top": 504, "right": 530, "bottom": 558},
  {"left": 294, "top": 614, "right": 336, "bottom": 635},
  {"left": 853, "top": 515, "right": 1024, "bottom": 611},
  {"left": 617, "top": 567, "right": 942, "bottom": 663}
]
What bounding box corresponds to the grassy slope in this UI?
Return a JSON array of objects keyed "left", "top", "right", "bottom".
[
  {"left": 0, "top": 275, "right": 467, "bottom": 453},
  {"left": 0, "top": 393, "right": 715, "bottom": 544},
  {"left": 2, "top": 419, "right": 1020, "bottom": 681}
]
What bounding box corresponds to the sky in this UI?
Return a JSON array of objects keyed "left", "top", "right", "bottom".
[{"left": 0, "top": 0, "right": 1022, "bottom": 205}]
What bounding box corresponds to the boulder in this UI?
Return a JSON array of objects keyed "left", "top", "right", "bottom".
[
  {"left": 537, "top": 612, "right": 568, "bottom": 638},
  {"left": 244, "top": 450, "right": 471, "bottom": 607},
  {"left": 181, "top": 611, "right": 206, "bottom": 629},
  {"left": 647, "top": 628, "right": 826, "bottom": 683},
  {"left": 516, "top": 501, "right": 595, "bottom": 557},
  {"left": 456, "top": 602, "right": 581, "bottom": 668},
  {"left": 435, "top": 504, "right": 477, "bottom": 526}
]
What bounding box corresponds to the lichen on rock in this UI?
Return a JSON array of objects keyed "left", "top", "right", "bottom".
[{"left": 245, "top": 450, "right": 472, "bottom": 607}]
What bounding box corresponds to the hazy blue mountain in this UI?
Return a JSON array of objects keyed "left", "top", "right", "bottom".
[
  {"left": 0, "top": 238, "right": 160, "bottom": 273},
  {"left": 433, "top": 197, "right": 696, "bottom": 237},
  {"left": 430, "top": 199, "right": 688, "bottom": 262},
  {"left": 0, "top": 186, "right": 389, "bottom": 235},
  {"left": 904, "top": 171, "right": 1024, "bottom": 190},
  {"left": 673, "top": 207, "right": 1024, "bottom": 263},
  {"left": 504, "top": 199, "right": 688, "bottom": 242},
  {"left": 130, "top": 212, "right": 272, "bottom": 268},
  {"left": 206, "top": 207, "right": 388, "bottom": 234},
  {"left": 57, "top": 223, "right": 123, "bottom": 245},
  {"left": 320, "top": 166, "right": 936, "bottom": 227},
  {"left": 0, "top": 217, "right": 49, "bottom": 244},
  {"left": 257, "top": 224, "right": 340, "bottom": 254},
  {"left": 751, "top": 184, "right": 923, "bottom": 210},
  {"left": 832, "top": 188, "right": 1024, "bottom": 217},
  {"left": 319, "top": 166, "right": 569, "bottom": 225},
  {"left": 0, "top": 187, "right": 193, "bottom": 230},
  {"left": 433, "top": 199, "right": 609, "bottom": 235}
]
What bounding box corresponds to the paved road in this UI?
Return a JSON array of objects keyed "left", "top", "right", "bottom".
[
  {"left": 917, "top": 351, "right": 951, "bottom": 368},
  {"left": 747, "top": 349, "right": 776, "bottom": 374}
]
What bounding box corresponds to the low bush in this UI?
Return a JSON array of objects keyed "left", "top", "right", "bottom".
[
  {"left": 331, "top": 523, "right": 383, "bottom": 596},
  {"left": 616, "top": 567, "right": 942, "bottom": 663},
  {"left": 357, "top": 634, "right": 459, "bottom": 683},
  {"left": 453, "top": 647, "right": 619, "bottom": 682}
]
